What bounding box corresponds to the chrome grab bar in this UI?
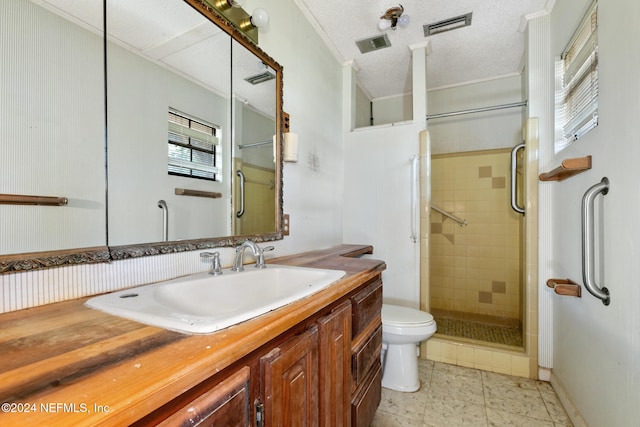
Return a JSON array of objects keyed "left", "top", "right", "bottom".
[
  {"left": 510, "top": 143, "right": 525, "bottom": 215},
  {"left": 236, "top": 170, "right": 245, "bottom": 218},
  {"left": 581, "top": 177, "right": 610, "bottom": 305},
  {"left": 431, "top": 205, "right": 467, "bottom": 227},
  {"left": 410, "top": 155, "right": 419, "bottom": 243},
  {"left": 157, "top": 200, "right": 168, "bottom": 242}
]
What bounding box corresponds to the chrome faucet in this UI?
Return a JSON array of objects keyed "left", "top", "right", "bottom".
[
  {"left": 200, "top": 251, "right": 223, "bottom": 276},
  {"left": 231, "top": 241, "right": 273, "bottom": 272}
]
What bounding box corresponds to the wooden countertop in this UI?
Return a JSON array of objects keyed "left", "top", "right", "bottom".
[{"left": 0, "top": 245, "right": 385, "bottom": 426}]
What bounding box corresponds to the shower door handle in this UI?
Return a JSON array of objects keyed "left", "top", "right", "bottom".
[
  {"left": 510, "top": 143, "right": 525, "bottom": 215},
  {"left": 236, "top": 170, "right": 245, "bottom": 218},
  {"left": 581, "top": 177, "right": 610, "bottom": 305}
]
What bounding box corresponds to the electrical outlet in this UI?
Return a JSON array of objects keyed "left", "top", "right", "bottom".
[{"left": 282, "top": 214, "right": 290, "bottom": 236}]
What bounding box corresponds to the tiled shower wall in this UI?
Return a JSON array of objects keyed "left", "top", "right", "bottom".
[{"left": 430, "top": 149, "right": 523, "bottom": 321}]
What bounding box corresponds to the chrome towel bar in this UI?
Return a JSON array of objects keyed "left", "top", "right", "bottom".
[
  {"left": 431, "top": 205, "right": 467, "bottom": 227},
  {"left": 581, "top": 177, "right": 610, "bottom": 305}
]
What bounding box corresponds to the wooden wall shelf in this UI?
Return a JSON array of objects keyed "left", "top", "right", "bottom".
[
  {"left": 539, "top": 155, "right": 592, "bottom": 181},
  {"left": 175, "top": 188, "right": 222, "bottom": 198},
  {"left": 546, "top": 278, "right": 581, "bottom": 297}
]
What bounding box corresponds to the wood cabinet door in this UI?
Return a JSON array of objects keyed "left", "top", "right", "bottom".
[
  {"left": 157, "top": 365, "right": 251, "bottom": 427},
  {"left": 318, "top": 300, "right": 352, "bottom": 427},
  {"left": 260, "top": 325, "right": 319, "bottom": 427}
]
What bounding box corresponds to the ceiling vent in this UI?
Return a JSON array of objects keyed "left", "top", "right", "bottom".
[
  {"left": 244, "top": 71, "right": 275, "bottom": 85},
  {"left": 356, "top": 34, "right": 391, "bottom": 54},
  {"left": 424, "top": 12, "right": 473, "bottom": 37}
]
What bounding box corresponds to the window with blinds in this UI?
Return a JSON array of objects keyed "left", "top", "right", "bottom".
[
  {"left": 557, "top": 1, "right": 598, "bottom": 149},
  {"left": 168, "top": 109, "right": 221, "bottom": 182}
]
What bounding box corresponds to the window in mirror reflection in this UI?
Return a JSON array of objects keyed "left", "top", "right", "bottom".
[{"left": 168, "top": 109, "right": 222, "bottom": 182}]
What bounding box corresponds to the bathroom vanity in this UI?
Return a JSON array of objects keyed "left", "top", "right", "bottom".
[{"left": 0, "top": 245, "right": 384, "bottom": 426}]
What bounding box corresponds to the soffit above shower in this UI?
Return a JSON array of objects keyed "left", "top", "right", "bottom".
[{"left": 295, "top": 0, "right": 549, "bottom": 99}]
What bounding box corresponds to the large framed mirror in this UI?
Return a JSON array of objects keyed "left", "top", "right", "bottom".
[{"left": 0, "top": 0, "right": 283, "bottom": 272}]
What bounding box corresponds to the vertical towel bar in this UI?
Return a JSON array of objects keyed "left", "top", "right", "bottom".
[
  {"left": 410, "top": 155, "right": 419, "bottom": 243},
  {"left": 581, "top": 177, "right": 610, "bottom": 305}
]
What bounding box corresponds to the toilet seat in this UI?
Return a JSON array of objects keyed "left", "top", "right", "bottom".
[{"left": 382, "top": 304, "right": 435, "bottom": 327}]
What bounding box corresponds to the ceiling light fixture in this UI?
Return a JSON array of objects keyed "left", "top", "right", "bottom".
[
  {"left": 239, "top": 7, "right": 270, "bottom": 30},
  {"left": 379, "top": 4, "right": 410, "bottom": 31}
]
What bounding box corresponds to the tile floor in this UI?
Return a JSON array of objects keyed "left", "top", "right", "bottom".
[{"left": 372, "top": 360, "right": 572, "bottom": 427}]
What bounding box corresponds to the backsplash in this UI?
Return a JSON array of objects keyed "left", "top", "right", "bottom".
[{"left": 0, "top": 249, "right": 235, "bottom": 314}]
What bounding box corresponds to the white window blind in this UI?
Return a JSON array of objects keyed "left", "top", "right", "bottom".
[
  {"left": 168, "top": 109, "right": 221, "bottom": 181},
  {"left": 559, "top": 1, "right": 598, "bottom": 144}
]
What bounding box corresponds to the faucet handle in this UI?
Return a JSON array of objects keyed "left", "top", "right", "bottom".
[
  {"left": 255, "top": 245, "right": 274, "bottom": 269},
  {"left": 200, "top": 251, "right": 223, "bottom": 276}
]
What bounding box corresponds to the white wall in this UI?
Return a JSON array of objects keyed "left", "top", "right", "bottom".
[
  {"left": 428, "top": 75, "right": 524, "bottom": 154},
  {"left": 343, "top": 123, "right": 421, "bottom": 306},
  {"left": 543, "top": 1, "right": 640, "bottom": 425},
  {"left": 249, "top": 0, "right": 345, "bottom": 255},
  {"left": 371, "top": 93, "right": 413, "bottom": 126},
  {"left": 355, "top": 85, "right": 371, "bottom": 128}
]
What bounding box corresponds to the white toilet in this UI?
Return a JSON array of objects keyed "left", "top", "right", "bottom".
[{"left": 381, "top": 304, "right": 437, "bottom": 392}]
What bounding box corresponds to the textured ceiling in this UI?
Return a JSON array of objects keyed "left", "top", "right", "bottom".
[
  {"left": 296, "top": 0, "right": 549, "bottom": 99},
  {"left": 40, "top": 0, "right": 550, "bottom": 104}
]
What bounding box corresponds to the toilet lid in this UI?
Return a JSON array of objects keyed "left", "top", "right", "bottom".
[{"left": 382, "top": 304, "right": 435, "bottom": 326}]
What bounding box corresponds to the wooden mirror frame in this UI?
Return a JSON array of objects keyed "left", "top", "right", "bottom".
[{"left": 0, "top": 0, "right": 283, "bottom": 274}]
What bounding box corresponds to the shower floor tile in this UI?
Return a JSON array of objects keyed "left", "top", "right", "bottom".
[{"left": 433, "top": 317, "right": 523, "bottom": 347}]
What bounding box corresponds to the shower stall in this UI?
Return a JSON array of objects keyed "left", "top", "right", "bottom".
[
  {"left": 423, "top": 77, "right": 535, "bottom": 351},
  {"left": 429, "top": 147, "right": 525, "bottom": 348}
]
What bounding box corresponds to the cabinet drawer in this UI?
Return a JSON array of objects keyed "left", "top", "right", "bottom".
[
  {"left": 351, "top": 361, "right": 382, "bottom": 427},
  {"left": 351, "top": 278, "right": 382, "bottom": 337},
  {"left": 352, "top": 325, "right": 382, "bottom": 387},
  {"left": 156, "top": 366, "right": 250, "bottom": 427}
]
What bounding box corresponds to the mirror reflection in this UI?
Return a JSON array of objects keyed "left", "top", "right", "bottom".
[
  {"left": 0, "top": 0, "right": 282, "bottom": 263},
  {"left": 106, "top": 0, "right": 233, "bottom": 246},
  {"left": 0, "top": 0, "right": 105, "bottom": 255},
  {"left": 231, "top": 39, "right": 277, "bottom": 236}
]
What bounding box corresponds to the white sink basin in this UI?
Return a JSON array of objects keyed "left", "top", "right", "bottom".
[{"left": 85, "top": 265, "right": 346, "bottom": 334}]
